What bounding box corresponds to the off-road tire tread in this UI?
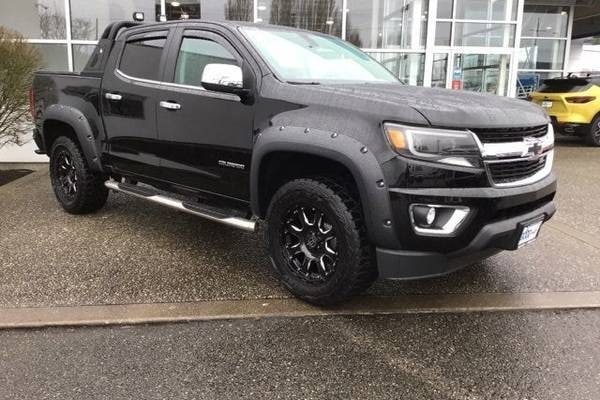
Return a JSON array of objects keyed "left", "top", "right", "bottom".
[
  {"left": 50, "top": 136, "right": 108, "bottom": 214},
  {"left": 266, "top": 177, "right": 377, "bottom": 305}
]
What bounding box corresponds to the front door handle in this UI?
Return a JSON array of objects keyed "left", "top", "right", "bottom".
[
  {"left": 159, "top": 101, "right": 181, "bottom": 110},
  {"left": 105, "top": 92, "right": 122, "bottom": 101}
]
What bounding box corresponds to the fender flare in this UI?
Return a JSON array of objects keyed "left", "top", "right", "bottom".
[
  {"left": 42, "top": 104, "right": 104, "bottom": 172},
  {"left": 251, "top": 126, "right": 401, "bottom": 249}
]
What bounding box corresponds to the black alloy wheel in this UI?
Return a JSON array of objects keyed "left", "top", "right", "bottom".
[
  {"left": 282, "top": 205, "right": 338, "bottom": 283},
  {"left": 266, "top": 178, "right": 377, "bottom": 305},
  {"left": 54, "top": 149, "right": 78, "bottom": 201},
  {"left": 587, "top": 115, "right": 600, "bottom": 146},
  {"left": 49, "top": 136, "right": 108, "bottom": 214}
]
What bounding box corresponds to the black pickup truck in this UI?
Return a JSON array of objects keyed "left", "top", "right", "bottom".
[{"left": 31, "top": 20, "right": 557, "bottom": 304}]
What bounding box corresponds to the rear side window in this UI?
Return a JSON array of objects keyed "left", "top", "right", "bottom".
[
  {"left": 119, "top": 37, "right": 166, "bottom": 80},
  {"left": 538, "top": 79, "right": 592, "bottom": 93},
  {"left": 174, "top": 37, "right": 238, "bottom": 87}
]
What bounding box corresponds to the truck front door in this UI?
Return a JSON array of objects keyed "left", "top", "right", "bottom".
[{"left": 155, "top": 28, "right": 255, "bottom": 202}]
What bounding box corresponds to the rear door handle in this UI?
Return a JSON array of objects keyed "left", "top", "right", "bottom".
[
  {"left": 159, "top": 101, "right": 181, "bottom": 110},
  {"left": 105, "top": 92, "right": 122, "bottom": 101}
]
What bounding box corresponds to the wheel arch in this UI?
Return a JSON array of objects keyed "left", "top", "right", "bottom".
[
  {"left": 251, "top": 127, "right": 401, "bottom": 249},
  {"left": 42, "top": 105, "right": 104, "bottom": 172}
]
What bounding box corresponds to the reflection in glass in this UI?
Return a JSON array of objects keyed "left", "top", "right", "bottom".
[
  {"left": 73, "top": 45, "right": 96, "bottom": 72},
  {"left": 455, "top": 0, "right": 517, "bottom": 21},
  {"left": 522, "top": 5, "right": 568, "bottom": 39},
  {"left": 0, "top": 0, "right": 66, "bottom": 39},
  {"left": 454, "top": 22, "right": 514, "bottom": 47},
  {"left": 431, "top": 53, "right": 448, "bottom": 88},
  {"left": 70, "top": 0, "right": 157, "bottom": 40},
  {"left": 346, "top": 0, "right": 428, "bottom": 49},
  {"left": 453, "top": 53, "right": 510, "bottom": 96},
  {"left": 518, "top": 39, "right": 565, "bottom": 70},
  {"left": 435, "top": 22, "right": 451, "bottom": 46},
  {"left": 257, "top": 0, "right": 343, "bottom": 37},
  {"left": 516, "top": 71, "right": 562, "bottom": 99},
  {"left": 437, "top": 0, "right": 453, "bottom": 19},
  {"left": 32, "top": 44, "right": 69, "bottom": 71},
  {"left": 368, "top": 52, "right": 425, "bottom": 86},
  {"left": 164, "top": 0, "right": 252, "bottom": 21}
]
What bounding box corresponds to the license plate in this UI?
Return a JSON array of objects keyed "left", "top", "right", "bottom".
[
  {"left": 518, "top": 220, "right": 544, "bottom": 248},
  {"left": 541, "top": 101, "right": 553, "bottom": 108}
]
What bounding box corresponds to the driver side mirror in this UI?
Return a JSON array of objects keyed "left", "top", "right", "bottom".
[{"left": 201, "top": 63, "right": 251, "bottom": 100}]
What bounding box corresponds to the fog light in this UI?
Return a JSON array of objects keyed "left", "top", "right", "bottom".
[{"left": 409, "top": 204, "right": 470, "bottom": 236}]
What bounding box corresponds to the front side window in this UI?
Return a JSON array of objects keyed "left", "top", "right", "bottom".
[
  {"left": 119, "top": 37, "right": 166, "bottom": 80},
  {"left": 240, "top": 26, "right": 398, "bottom": 84},
  {"left": 174, "top": 37, "right": 238, "bottom": 87}
]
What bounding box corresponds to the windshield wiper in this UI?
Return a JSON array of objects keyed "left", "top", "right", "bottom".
[{"left": 286, "top": 80, "right": 321, "bottom": 85}]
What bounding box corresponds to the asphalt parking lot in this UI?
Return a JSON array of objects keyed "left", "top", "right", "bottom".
[
  {"left": 0, "top": 141, "right": 599, "bottom": 307},
  {"left": 0, "top": 139, "right": 599, "bottom": 399}
]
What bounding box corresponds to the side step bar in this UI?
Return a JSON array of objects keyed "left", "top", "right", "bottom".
[{"left": 104, "top": 180, "right": 257, "bottom": 232}]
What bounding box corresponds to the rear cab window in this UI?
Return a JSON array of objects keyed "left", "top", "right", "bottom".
[{"left": 119, "top": 32, "right": 168, "bottom": 81}]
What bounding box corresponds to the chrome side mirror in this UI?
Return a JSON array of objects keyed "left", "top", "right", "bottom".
[{"left": 201, "top": 64, "right": 243, "bottom": 90}]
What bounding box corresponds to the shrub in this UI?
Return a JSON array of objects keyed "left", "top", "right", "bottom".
[{"left": 0, "top": 27, "right": 41, "bottom": 148}]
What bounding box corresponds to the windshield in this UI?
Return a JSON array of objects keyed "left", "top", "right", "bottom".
[{"left": 239, "top": 26, "right": 398, "bottom": 84}]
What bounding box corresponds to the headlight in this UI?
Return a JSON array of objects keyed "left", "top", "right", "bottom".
[{"left": 384, "top": 123, "right": 482, "bottom": 168}]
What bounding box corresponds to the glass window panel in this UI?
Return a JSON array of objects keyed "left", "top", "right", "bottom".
[
  {"left": 164, "top": 0, "right": 252, "bottom": 21},
  {"left": 0, "top": 0, "right": 66, "bottom": 39},
  {"left": 73, "top": 45, "right": 97, "bottom": 72},
  {"left": 119, "top": 37, "right": 167, "bottom": 80},
  {"left": 516, "top": 71, "right": 562, "bottom": 99},
  {"left": 346, "top": 0, "right": 428, "bottom": 49},
  {"left": 174, "top": 37, "right": 238, "bottom": 86},
  {"left": 518, "top": 39, "right": 565, "bottom": 70},
  {"left": 70, "top": 0, "right": 157, "bottom": 40},
  {"left": 455, "top": 0, "right": 516, "bottom": 21},
  {"left": 437, "top": 0, "right": 453, "bottom": 19},
  {"left": 257, "top": 0, "right": 343, "bottom": 37},
  {"left": 32, "top": 44, "right": 69, "bottom": 71},
  {"left": 452, "top": 53, "right": 511, "bottom": 96},
  {"left": 522, "top": 5, "right": 569, "bottom": 39},
  {"left": 435, "top": 22, "right": 451, "bottom": 46},
  {"left": 454, "top": 22, "right": 514, "bottom": 47},
  {"left": 431, "top": 53, "right": 448, "bottom": 88},
  {"left": 368, "top": 52, "right": 425, "bottom": 86}
]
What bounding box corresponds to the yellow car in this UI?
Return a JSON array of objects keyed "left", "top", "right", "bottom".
[{"left": 529, "top": 75, "right": 600, "bottom": 146}]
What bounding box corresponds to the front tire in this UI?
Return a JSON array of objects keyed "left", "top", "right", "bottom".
[
  {"left": 266, "top": 178, "right": 377, "bottom": 305},
  {"left": 49, "top": 136, "right": 108, "bottom": 214},
  {"left": 585, "top": 114, "right": 600, "bottom": 146}
]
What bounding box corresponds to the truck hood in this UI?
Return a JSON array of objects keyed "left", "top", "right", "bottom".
[{"left": 292, "top": 82, "right": 549, "bottom": 129}]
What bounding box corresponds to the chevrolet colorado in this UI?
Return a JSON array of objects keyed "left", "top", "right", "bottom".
[{"left": 31, "top": 20, "right": 557, "bottom": 305}]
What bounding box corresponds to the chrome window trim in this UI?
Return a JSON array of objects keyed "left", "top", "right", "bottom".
[{"left": 114, "top": 68, "right": 241, "bottom": 102}]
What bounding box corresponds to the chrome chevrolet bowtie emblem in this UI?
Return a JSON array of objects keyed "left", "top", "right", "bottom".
[{"left": 523, "top": 137, "right": 544, "bottom": 157}]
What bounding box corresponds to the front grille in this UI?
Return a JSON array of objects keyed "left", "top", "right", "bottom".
[
  {"left": 488, "top": 156, "right": 547, "bottom": 184},
  {"left": 471, "top": 125, "right": 547, "bottom": 143}
]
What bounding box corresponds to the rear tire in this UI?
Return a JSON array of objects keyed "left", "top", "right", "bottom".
[
  {"left": 265, "top": 178, "right": 377, "bottom": 305},
  {"left": 49, "top": 136, "right": 108, "bottom": 214},
  {"left": 585, "top": 114, "right": 600, "bottom": 146}
]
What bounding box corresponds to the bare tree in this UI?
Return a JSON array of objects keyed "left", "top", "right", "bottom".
[{"left": 0, "top": 27, "right": 41, "bottom": 149}]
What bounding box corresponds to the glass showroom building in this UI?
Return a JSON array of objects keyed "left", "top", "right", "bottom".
[{"left": 0, "top": 0, "right": 581, "bottom": 99}]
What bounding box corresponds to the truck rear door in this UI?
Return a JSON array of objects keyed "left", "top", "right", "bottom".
[{"left": 101, "top": 28, "right": 173, "bottom": 178}]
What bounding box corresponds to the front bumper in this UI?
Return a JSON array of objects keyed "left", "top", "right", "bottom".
[
  {"left": 377, "top": 173, "right": 557, "bottom": 280},
  {"left": 377, "top": 200, "right": 555, "bottom": 279}
]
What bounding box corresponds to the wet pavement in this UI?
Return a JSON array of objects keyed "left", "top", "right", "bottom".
[
  {"left": 0, "top": 141, "right": 599, "bottom": 307},
  {"left": 1, "top": 310, "right": 598, "bottom": 400}
]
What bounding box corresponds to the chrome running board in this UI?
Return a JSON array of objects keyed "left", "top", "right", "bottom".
[{"left": 104, "top": 180, "right": 257, "bottom": 232}]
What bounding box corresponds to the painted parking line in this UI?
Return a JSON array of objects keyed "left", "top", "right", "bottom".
[{"left": 1, "top": 291, "right": 599, "bottom": 330}]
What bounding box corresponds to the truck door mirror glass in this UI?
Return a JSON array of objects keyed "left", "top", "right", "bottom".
[{"left": 201, "top": 64, "right": 243, "bottom": 92}]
